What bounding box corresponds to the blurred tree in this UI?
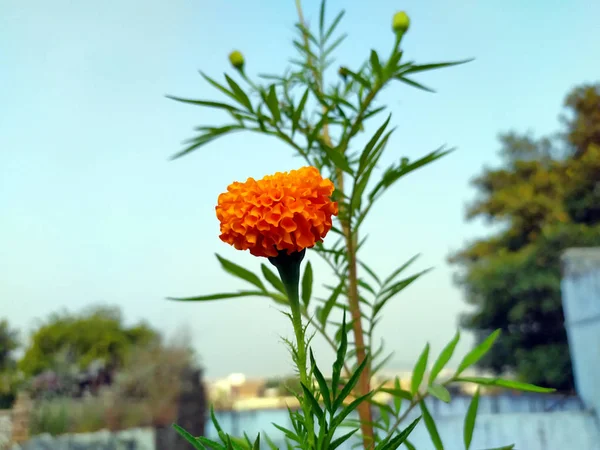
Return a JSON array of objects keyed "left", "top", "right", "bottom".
[
  {"left": 0, "top": 319, "right": 19, "bottom": 407},
  {"left": 19, "top": 305, "right": 159, "bottom": 378},
  {"left": 450, "top": 83, "right": 600, "bottom": 391},
  {"left": 0, "top": 319, "right": 18, "bottom": 371}
]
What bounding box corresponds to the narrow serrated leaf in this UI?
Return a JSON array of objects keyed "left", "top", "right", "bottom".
[
  {"left": 310, "top": 349, "right": 331, "bottom": 412},
  {"left": 420, "top": 401, "right": 443, "bottom": 450},
  {"left": 301, "top": 261, "right": 313, "bottom": 307},
  {"left": 429, "top": 331, "right": 460, "bottom": 384},
  {"left": 331, "top": 313, "right": 348, "bottom": 397},
  {"left": 456, "top": 329, "right": 501, "bottom": 375},
  {"left": 216, "top": 254, "right": 266, "bottom": 291},
  {"left": 394, "top": 75, "right": 436, "bottom": 93},
  {"left": 370, "top": 50, "right": 382, "bottom": 79},
  {"left": 427, "top": 384, "right": 451, "bottom": 403},
  {"left": 455, "top": 377, "right": 555, "bottom": 393},
  {"left": 411, "top": 344, "right": 429, "bottom": 395},
  {"left": 322, "top": 144, "right": 354, "bottom": 174},
  {"left": 166, "top": 96, "right": 244, "bottom": 113},
  {"left": 265, "top": 85, "right": 281, "bottom": 123},
  {"left": 225, "top": 74, "right": 253, "bottom": 111},
  {"left": 464, "top": 388, "right": 480, "bottom": 450},
  {"left": 261, "top": 264, "right": 286, "bottom": 294},
  {"left": 400, "top": 58, "right": 474, "bottom": 76},
  {"left": 324, "top": 10, "right": 345, "bottom": 42},
  {"left": 172, "top": 424, "right": 206, "bottom": 450},
  {"left": 384, "top": 417, "right": 421, "bottom": 450},
  {"left": 168, "top": 291, "right": 265, "bottom": 302}
]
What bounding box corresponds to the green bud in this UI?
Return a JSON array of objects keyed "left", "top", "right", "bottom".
[
  {"left": 228, "top": 50, "right": 245, "bottom": 70},
  {"left": 338, "top": 66, "right": 349, "bottom": 80},
  {"left": 392, "top": 11, "right": 410, "bottom": 35}
]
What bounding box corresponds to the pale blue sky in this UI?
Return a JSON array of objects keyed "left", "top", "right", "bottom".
[{"left": 1, "top": 0, "right": 599, "bottom": 378}]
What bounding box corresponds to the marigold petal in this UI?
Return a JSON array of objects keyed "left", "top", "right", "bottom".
[{"left": 215, "top": 166, "right": 337, "bottom": 257}]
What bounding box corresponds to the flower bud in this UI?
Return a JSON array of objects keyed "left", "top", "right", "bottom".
[
  {"left": 338, "top": 66, "right": 349, "bottom": 80},
  {"left": 228, "top": 50, "right": 245, "bottom": 70},
  {"left": 392, "top": 11, "right": 410, "bottom": 35}
]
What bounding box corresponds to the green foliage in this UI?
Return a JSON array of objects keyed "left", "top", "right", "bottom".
[
  {"left": 450, "top": 83, "right": 600, "bottom": 391},
  {"left": 0, "top": 319, "right": 19, "bottom": 408},
  {"left": 0, "top": 319, "right": 18, "bottom": 372},
  {"left": 19, "top": 305, "right": 160, "bottom": 377},
  {"left": 168, "top": 0, "right": 555, "bottom": 448}
]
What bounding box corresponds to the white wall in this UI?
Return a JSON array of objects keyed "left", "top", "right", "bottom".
[{"left": 561, "top": 247, "right": 600, "bottom": 415}]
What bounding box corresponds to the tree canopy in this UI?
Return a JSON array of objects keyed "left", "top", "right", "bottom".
[
  {"left": 450, "top": 83, "right": 600, "bottom": 391},
  {"left": 19, "top": 305, "right": 160, "bottom": 378}
]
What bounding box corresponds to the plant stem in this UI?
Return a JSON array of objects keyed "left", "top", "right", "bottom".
[
  {"left": 294, "top": 1, "right": 375, "bottom": 447},
  {"left": 271, "top": 251, "right": 315, "bottom": 448}
]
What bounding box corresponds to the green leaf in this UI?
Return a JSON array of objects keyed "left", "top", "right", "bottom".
[
  {"left": 265, "top": 85, "right": 281, "bottom": 123},
  {"left": 370, "top": 50, "right": 382, "bottom": 79},
  {"left": 345, "top": 68, "right": 371, "bottom": 89},
  {"left": 358, "top": 261, "right": 381, "bottom": 286},
  {"left": 357, "top": 114, "right": 392, "bottom": 176},
  {"left": 200, "top": 72, "right": 239, "bottom": 103},
  {"left": 252, "top": 433, "right": 260, "bottom": 450},
  {"left": 482, "top": 446, "right": 515, "bottom": 450},
  {"left": 420, "top": 400, "right": 443, "bottom": 450},
  {"left": 324, "top": 34, "right": 347, "bottom": 57},
  {"left": 455, "top": 377, "right": 556, "bottom": 393},
  {"left": 263, "top": 434, "right": 278, "bottom": 450},
  {"left": 300, "top": 382, "right": 324, "bottom": 422},
  {"left": 301, "top": 261, "right": 313, "bottom": 307},
  {"left": 403, "top": 441, "right": 417, "bottom": 450},
  {"left": 310, "top": 349, "right": 331, "bottom": 412},
  {"left": 324, "top": 10, "right": 345, "bottom": 42},
  {"left": 383, "top": 417, "right": 421, "bottom": 450},
  {"left": 331, "top": 313, "right": 348, "bottom": 397},
  {"left": 427, "top": 384, "right": 451, "bottom": 403},
  {"left": 197, "top": 436, "right": 226, "bottom": 449},
  {"left": 225, "top": 74, "right": 253, "bottom": 111},
  {"left": 271, "top": 423, "right": 299, "bottom": 442},
  {"left": 383, "top": 254, "right": 420, "bottom": 287},
  {"left": 322, "top": 144, "right": 354, "bottom": 175},
  {"left": 216, "top": 254, "right": 266, "bottom": 291},
  {"left": 464, "top": 388, "right": 480, "bottom": 450},
  {"left": 168, "top": 291, "right": 265, "bottom": 302},
  {"left": 329, "top": 429, "right": 358, "bottom": 450},
  {"left": 369, "top": 148, "right": 452, "bottom": 201},
  {"left": 394, "top": 75, "right": 435, "bottom": 93},
  {"left": 260, "top": 264, "right": 286, "bottom": 294},
  {"left": 429, "top": 331, "right": 460, "bottom": 384},
  {"left": 393, "top": 377, "right": 403, "bottom": 412},
  {"left": 318, "top": 279, "right": 344, "bottom": 326},
  {"left": 318, "top": 0, "right": 326, "bottom": 36},
  {"left": 400, "top": 58, "right": 474, "bottom": 76},
  {"left": 292, "top": 88, "right": 310, "bottom": 133},
  {"left": 210, "top": 405, "right": 224, "bottom": 433},
  {"left": 165, "top": 96, "right": 244, "bottom": 113},
  {"left": 333, "top": 355, "right": 368, "bottom": 411},
  {"left": 386, "top": 49, "right": 404, "bottom": 74},
  {"left": 411, "top": 343, "right": 429, "bottom": 395},
  {"left": 456, "top": 329, "right": 501, "bottom": 375},
  {"left": 380, "top": 387, "right": 413, "bottom": 401},
  {"left": 170, "top": 125, "right": 243, "bottom": 160},
  {"left": 172, "top": 424, "right": 206, "bottom": 450},
  {"left": 331, "top": 391, "right": 373, "bottom": 429},
  {"left": 374, "top": 270, "right": 430, "bottom": 317}
]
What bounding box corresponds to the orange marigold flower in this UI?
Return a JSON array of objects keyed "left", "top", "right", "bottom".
[{"left": 216, "top": 166, "right": 338, "bottom": 258}]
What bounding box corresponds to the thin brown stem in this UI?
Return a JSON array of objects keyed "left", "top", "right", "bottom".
[{"left": 294, "top": 1, "right": 374, "bottom": 447}]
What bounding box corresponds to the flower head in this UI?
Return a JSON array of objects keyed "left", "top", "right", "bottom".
[
  {"left": 392, "top": 11, "right": 410, "bottom": 35},
  {"left": 228, "top": 50, "right": 245, "bottom": 70},
  {"left": 216, "top": 166, "right": 338, "bottom": 257}
]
